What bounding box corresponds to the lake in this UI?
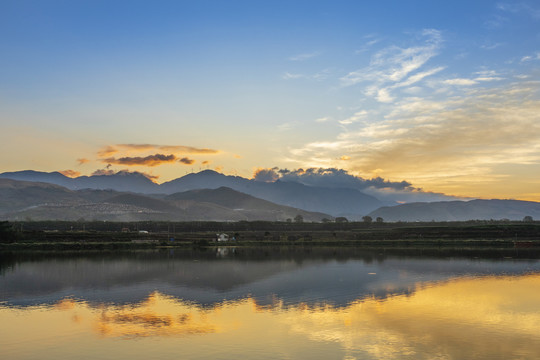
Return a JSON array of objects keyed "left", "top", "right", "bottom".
[{"left": 2, "top": 247, "right": 540, "bottom": 359}]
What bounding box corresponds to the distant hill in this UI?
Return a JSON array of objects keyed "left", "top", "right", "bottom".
[
  {"left": 144, "top": 170, "right": 384, "bottom": 216},
  {"left": 0, "top": 170, "right": 384, "bottom": 216},
  {"left": 167, "top": 187, "right": 331, "bottom": 222},
  {"left": 368, "top": 199, "right": 540, "bottom": 222},
  {"left": 0, "top": 179, "right": 331, "bottom": 222},
  {"left": 0, "top": 170, "right": 159, "bottom": 193},
  {"left": 0, "top": 178, "right": 81, "bottom": 213}
]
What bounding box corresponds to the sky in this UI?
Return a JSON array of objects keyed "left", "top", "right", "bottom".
[{"left": 1, "top": 0, "right": 540, "bottom": 201}]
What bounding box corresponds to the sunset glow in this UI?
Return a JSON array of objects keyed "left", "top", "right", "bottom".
[{"left": 1, "top": 1, "right": 539, "bottom": 200}]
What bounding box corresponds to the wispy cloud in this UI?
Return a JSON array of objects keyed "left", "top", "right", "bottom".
[
  {"left": 315, "top": 117, "right": 332, "bottom": 123},
  {"left": 97, "top": 146, "right": 118, "bottom": 157},
  {"left": 341, "top": 29, "right": 443, "bottom": 103},
  {"left": 77, "top": 158, "right": 90, "bottom": 165},
  {"left": 520, "top": 52, "right": 540, "bottom": 62},
  {"left": 116, "top": 144, "right": 219, "bottom": 154},
  {"left": 289, "top": 79, "right": 540, "bottom": 197},
  {"left": 339, "top": 110, "right": 368, "bottom": 125},
  {"left": 443, "top": 78, "right": 478, "bottom": 86},
  {"left": 355, "top": 35, "right": 382, "bottom": 53}
]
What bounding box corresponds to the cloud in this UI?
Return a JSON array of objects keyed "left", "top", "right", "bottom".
[
  {"left": 395, "top": 66, "right": 446, "bottom": 88},
  {"left": 90, "top": 169, "right": 160, "bottom": 182},
  {"left": 178, "top": 157, "right": 195, "bottom": 165},
  {"left": 98, "top": 146, "right": 118, "bottom": 157},
  {"left": 286, "top": 71, "right": 540, "bottom": 199},
  {"left": 94, "top": 143, "right": 220, "bottom": 169},
  {"left": 59, "top": 170, "right": 81, "bottom": 178},
  {"left": 117, "top": 144, "right": 219, "bottom": 154},
  {"left": 444, "top": 78, "right": 478, "bottom": 86},
  {"left": 92, "top": 169, "right": 116, "bottom": 176},
  {"left": 356, "top": 35, "right": 382, "bottom": 53},
  {"left": 361, "top": 83, "right": 540, "bottom": 195},
  {"left": 253, "top": 168, "right": 280, "bottom": 182},
  {"left": 520, "top": 53, "right": 540, "bottom": 62},
  {"left": 315, "top": 117, "right": 332, "bottom": 123},
  {"left": 96, "top": 144, "right": 219, "bottom": 165},
  {"left": 339, "top": 110, "right": 368, "bottom": 125},
  {"left": 341, "top": 29, "right": 443, "bottom": 102},
  {"left": 265, "top": 167, "right": 413, "bottom": 191},
  {"left": 77, "top": 158, "right": 90, "bottom": 165},
  {"left": 104, "top": 154, "right": 177, "bottom": 167}
]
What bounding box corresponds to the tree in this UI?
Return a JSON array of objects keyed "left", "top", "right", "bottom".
[
  {"left": 335, "top": 217, "right": 348, "bottom": 223},
  {"left": 0, "top": 221, "right": 17, "bottom": 243},
  {"left": 376, "top": 217, "right": 384, "bottom": 223},
  {"left": 362, "top": 216, "right": 373, "bottom": 224},
  {"left": 294, "top": 214, "right": 304, "bottom": 223},
  {"left": 523, "top": 216, "right": 534, "bottom": 222}
]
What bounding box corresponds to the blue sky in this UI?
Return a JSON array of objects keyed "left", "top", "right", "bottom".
[{"left": 1, "top": 0, "right": 540, "bottom": 201}]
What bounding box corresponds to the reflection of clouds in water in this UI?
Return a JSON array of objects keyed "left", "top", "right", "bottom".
[
  {"left": 10, "top": 274, "right": 540, "bottom": 359},
  {"left": 281, "top": 274, "right": 540, "bottom": 359}
]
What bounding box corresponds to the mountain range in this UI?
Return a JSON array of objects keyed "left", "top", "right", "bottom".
[
  {"left": 0, "top": 170, "right": 383, "bottom": 217},
  {"left": 0, "top": 178, "right": 330, "bottom": 222},
  {"left": 368, "top": 199, "right": 540, "bottom": 222},
  {"left": 1, "top": 170, "right": 540, "bottom": 222}
]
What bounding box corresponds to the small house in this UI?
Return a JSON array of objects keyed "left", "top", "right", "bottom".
[{"left": 216, "top": 233, "right": 229, "bottom": 242}]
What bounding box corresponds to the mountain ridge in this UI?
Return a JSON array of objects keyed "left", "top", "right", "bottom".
[
  {"left": 0, "top": 169, "right": 383, "bottom": 216},
  {"left": 368, "top": 199, "right": 540, "bottom": 221},
  {"left": 0, "top": 178, "right": 331, "bottom": 222}
]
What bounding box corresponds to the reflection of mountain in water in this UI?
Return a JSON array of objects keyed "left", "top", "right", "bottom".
[{"left": 1, "top": 248, "right": 540, "bottom": 308}]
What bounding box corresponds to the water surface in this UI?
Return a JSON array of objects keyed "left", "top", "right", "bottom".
[{"left": 2, "top": 247, "right": 540, "bottom": 359}]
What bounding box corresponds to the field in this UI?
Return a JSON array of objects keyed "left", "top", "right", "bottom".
[{"left": 2, "top": 220, "right": 540, "bottom": 250}]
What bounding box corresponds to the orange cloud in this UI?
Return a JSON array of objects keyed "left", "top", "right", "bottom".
[
  {"left": 98, "top": 146, "right": 118, "bottom": 157},
  {"left": 60, "top": 170, "right": 81, "bottom": 178},
  {"left": 103, "top": 154, "right": 177, "bottom": 167},
  {"left": 179, "top": 157, "right": 195, "bottom": 165},
  {"left": 253, "top": 168, "right": 279, "bottom": 182},
  {"left": 202, "top": 160, "right": 211, "bottom": 165},
  {"left": 117, "top": 144, "right": 219, "bottom": 154},
  {"left": 77, "top": 158, "right": 90, "bottom": 165},
  {"left": 340, "top": 155, "right": 351, "bottom": 161}
]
